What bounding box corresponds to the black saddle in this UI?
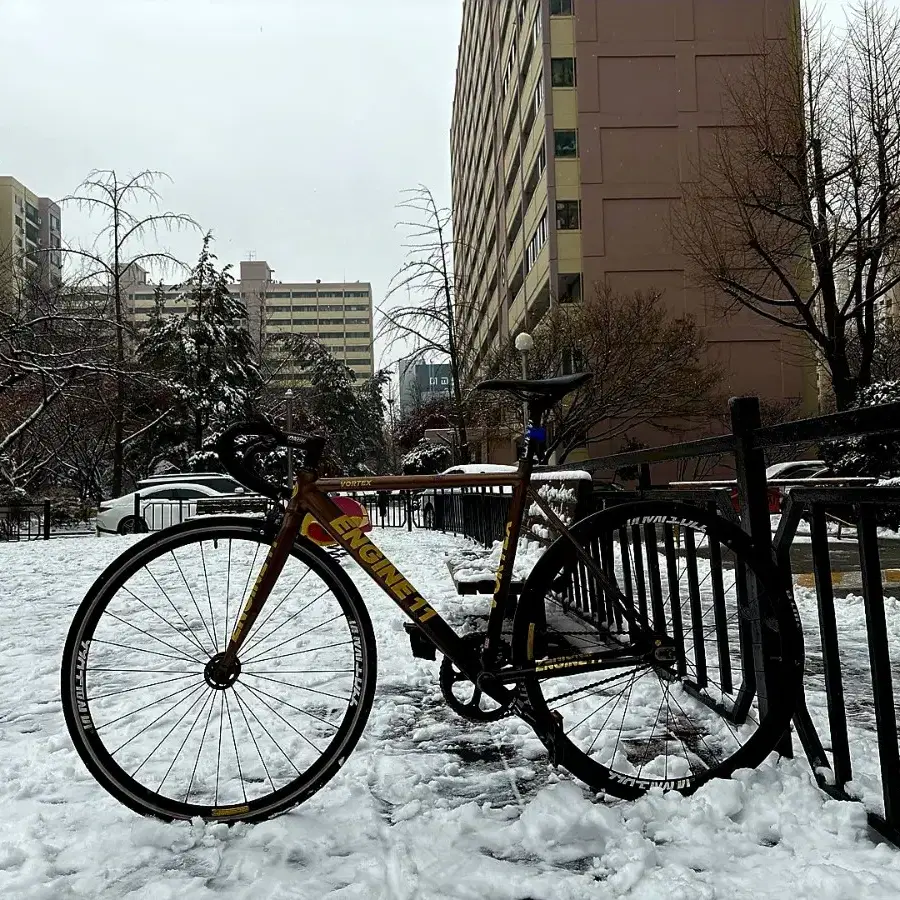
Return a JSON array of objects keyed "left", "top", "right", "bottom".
[{"left": 475, "top": 373, "right": 592, "bottom": 405}]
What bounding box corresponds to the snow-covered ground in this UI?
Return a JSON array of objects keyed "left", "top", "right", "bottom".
[{"left": 2, "top": 529, "right": 900, "bottom": 898}]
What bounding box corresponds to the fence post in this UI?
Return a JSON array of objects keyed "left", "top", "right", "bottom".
[
  {"left": 405, "top": 491, "right": 413, "bottom": 532},
  {"left": 638, "top": 464, "right": 651, "bottom": 494},
  {"left": 729, "top": 395, "right": 788, "bottom": 751},
  {"left": 43, "top": 499, "right": 51, "bottom": 540},
  {"left": 134, "top": 492, "right": 141, "bottom": 527}
]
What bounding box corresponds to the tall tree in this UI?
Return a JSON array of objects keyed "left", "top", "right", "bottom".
[
  {"left": 677, "top": 0, "right": 900, "bottom": 410},
  {"left": 0, "top": 259, "right": 117, "bottom": 493},
  {"left": 138, "top": 235, "right": 260, "bottom": 470},
  {"left": 483, "top": 287, "right": 723, "bottom": 464},
  {"left": 53, "top": 169, "right": 198, "bottom": 492},
  {"left": 378, "top": 186, "right": 473, "bottom": 462}
]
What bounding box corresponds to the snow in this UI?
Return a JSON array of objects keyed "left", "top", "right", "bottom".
[
  {"left": 532, "top": 470, "right": 592, "bottom": 483},
  {"left": 2, "top": 530, "right": 900, "bottom": 897}
]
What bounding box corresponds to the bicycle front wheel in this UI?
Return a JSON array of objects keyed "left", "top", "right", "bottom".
[
  {"left": 512, "top": 500, "right": 803, "bottom": 799},
  {"left": 61, "top": 516, "right": 376, "bottom": 823}
]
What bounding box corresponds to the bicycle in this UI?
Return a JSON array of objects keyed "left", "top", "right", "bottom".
[{"left": 61, "top": 374, "right": 804, "bottom": 823}]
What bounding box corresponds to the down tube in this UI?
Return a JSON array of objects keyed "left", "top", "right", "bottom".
[{"left": 300, "top": 486, "right": 472, "bottom": 664}]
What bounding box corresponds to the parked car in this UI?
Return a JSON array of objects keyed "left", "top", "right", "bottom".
[
  {"left": 97, "top": 481, "right": 239, "bottom": 535},
  {"left": 137, "top": 472, "right": 247, "bottom": 494},
  {"left": 765, "top": 460, "right": 827, "bottom": 481}
]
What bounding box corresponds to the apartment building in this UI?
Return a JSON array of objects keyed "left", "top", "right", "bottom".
[
  {"left": 0, "top": 176, "right": 62, "bottom": 294},
  {"left": 124, "top": 259, "right": 374, "bottom": 382},
  {"left": 452, "top": 0, "right": 814, "bottom": 445},
  {"left": 398, "top": 358, "right": 453, "bottom": 414}
]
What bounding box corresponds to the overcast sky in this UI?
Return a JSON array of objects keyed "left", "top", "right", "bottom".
[
  {"left": 0, "top": 0, "right": 462, "bottom": 367},
  {"left": 0, "top": 0, "right": 870, "bottom": 371}
]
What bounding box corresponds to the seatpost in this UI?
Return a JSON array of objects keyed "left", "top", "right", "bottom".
[{"left": 520, "top": 401, "right": 547, "bottom": 469}]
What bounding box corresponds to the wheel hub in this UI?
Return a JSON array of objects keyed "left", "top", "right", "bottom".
[{"left": 204, "top": 652, "right": 242, "bottom": 690}]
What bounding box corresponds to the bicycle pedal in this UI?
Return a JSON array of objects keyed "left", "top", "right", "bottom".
[{"left": 403, "top": 623, "right": 436, "bottom": 660}]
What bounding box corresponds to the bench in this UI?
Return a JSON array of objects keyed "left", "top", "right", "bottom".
[
  {"left": 444, "top": 472, "right": 594, "bottom": 597},
  {"left": 446, "top": 548, "right": 524, "bottom": 597}
]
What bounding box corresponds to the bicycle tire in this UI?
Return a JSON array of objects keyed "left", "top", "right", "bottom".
[
  {"left": 511, "top": 500, "right": 803, "bottom": 799},
  {"left": 61, "top": 516, "right": 377, "bottom": 823}
]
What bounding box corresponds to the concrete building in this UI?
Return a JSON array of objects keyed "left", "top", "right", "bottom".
[
  {"left": 451, "top": 0, "right": 814, "bottom": 455},
  {"left": 398, "top": 358, "right": 453, "bottom": 414},
  {"left": 124, "top": 259, "right": 374, "bottom": 382},
  {"left": 0, "top": 176, "right": 62, "bottom": 294}
]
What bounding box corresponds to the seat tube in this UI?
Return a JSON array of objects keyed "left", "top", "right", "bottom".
[{"left": 484, "top": 404, "right": 546, "bottom": 657}]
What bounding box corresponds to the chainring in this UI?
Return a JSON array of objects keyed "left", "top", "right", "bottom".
[{"left": 439, "top": 632, "right": 515, "bottom": 722}]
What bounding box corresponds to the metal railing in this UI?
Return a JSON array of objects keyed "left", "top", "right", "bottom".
[
  {"left": 428, "top": 395, "right": 900, "bottom": 846},
  {"left": 0, "top": 499, "right": 94, "bottom": 541}
]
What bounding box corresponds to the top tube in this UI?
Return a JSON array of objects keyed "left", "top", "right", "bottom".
[{"left": 315, "top": 472, "right": 525, "bottom": 492}]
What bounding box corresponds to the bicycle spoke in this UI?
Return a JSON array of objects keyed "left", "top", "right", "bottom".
[
  {"left": 241, "top": 568, "right": 314, "bottom": 653},
  {"left": 89, "top": 638, "right": 203, "bottom": 666},
  {"left": 247, "top": 640, "right": 354, "bottom": 666},
  {"left": 241, "top": 611, "right": 345, "bottom": 666},
  {"left": 142, "top": 567, "right": 215, "bottom": 659},
  {"left": 185, "top": 695, "right": 217, "bottom": 804},
  {"left": 242, "top": 672, "right": 351, "bottom": 704},
  {"left": 241, "top": 590, "right": 335, "bottom": 661},
  {"left": 98, "top": 679, "right": 203, "bottom": 734},
  {"left": 131, "top": 686, "right": 212, "bottom": 778},
  {"left": 223, "top": 539, "right": 233, "bottom": 651},
  {"left": 239, "top": 682, "right": 325, "bottom": 755},
  {"left": 232, "top": 689, "right": 278, "bottom": 793},
  {"left": 216, "top": 693, "right": 225, "bottom": 805},
  {"left": 199, "top": 541, "right": 218, "bottom": 654},
  {"left": 240, "top": 682, "right": 341, "bottom": 732},
  {"left": 158, "top": 690, "right": 216, "bottom": 793},
  {"left": 224, "top": 694, "right": 247, "bottom": 805},
  {"left": 102, "top": 610, "right": 206, "bottom": 666},
  {"left": 109, "top": 682, "right": 209, "bottom": 755},
  {"left": 119, "top": 585, "right": 210, "bottom": 659},
  {"left": 233, "top": 685, "right": 306, "bottom": 774},
  {"left": 89, "top": 672, "right": 199, "bottom": 702},
  {"left": 170, "top": 549, "right": 219, "bottom": 655}
]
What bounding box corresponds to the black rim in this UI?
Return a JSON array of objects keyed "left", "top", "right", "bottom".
[
  {"left": 64, "top": 522, "right": 373, "bottom": 821},
  {"left": 518, "top": 503, "right": 800, "bottom": 797}
]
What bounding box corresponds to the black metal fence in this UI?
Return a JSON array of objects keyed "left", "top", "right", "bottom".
[
  {"left": 428, "top": 395, "right": 900, "bottom": 847},
  {"left": 0, "top": 499, "right": 94, "bottom": 541}
]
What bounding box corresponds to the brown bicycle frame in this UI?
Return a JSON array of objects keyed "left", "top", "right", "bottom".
[{"left": 220, "top": 466, "right": 653, "bottom": 695}]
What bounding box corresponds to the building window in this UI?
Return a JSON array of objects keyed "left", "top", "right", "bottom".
[
  {"left": 550, "top": 0, "right": 573, "bottom": 15},
  {"left": 554, "top": 129, "right": 578, "bottom": 157},
  {"left": 533, "top": 76, "right": 544, "bottom": 116},
  {"left": 556, "top": 200, "right": 581, "bottom": 230},
  {"left": 525, "top": 210, "right": 549, "bottom": 273},
  {"left": 551, "top": 58, "right": 576, "bottom": 87},
  {"left": 502, "top": 46, "right": 516, "bottom": 97}
]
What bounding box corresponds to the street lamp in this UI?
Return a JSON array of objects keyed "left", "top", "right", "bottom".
[
  {"left": 284, "top": 388, "right": 294, "bottom": 487},
  {"left": 514, "top": 332, "right": 533, "bottom": 430}
]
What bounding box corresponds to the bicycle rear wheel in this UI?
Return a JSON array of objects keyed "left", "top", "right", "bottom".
[
  {"left": 61, "top": 516, "right": 376, "bottom": 823},
  {"left": 511, "top": 500, "right": 803, "bottom": 799}
]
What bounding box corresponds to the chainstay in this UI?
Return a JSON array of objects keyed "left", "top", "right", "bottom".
[{"left": 537, "top": 663, "right": 653, "bottom": 705}]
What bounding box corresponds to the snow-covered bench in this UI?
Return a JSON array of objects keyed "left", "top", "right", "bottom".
[{"left": 445, "top": 471, "right": 594, "bottom": 598}]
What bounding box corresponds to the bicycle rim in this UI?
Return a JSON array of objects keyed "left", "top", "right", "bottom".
[
  {"left": 512, "top": 500, "right": 803, "bottom": 799},
  {"left": 61, "top": 518, "right": 376, "bottom": 823}
]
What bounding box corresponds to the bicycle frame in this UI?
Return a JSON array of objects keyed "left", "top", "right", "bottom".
[{"left": 220, "top": 463, "right": 657, "bottom": 702}]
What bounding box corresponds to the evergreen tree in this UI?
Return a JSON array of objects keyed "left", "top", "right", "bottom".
[{"left": 139, "top": 234, "right": 260, "bottom": 470}]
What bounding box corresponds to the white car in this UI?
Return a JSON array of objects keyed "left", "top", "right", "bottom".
[
  {"left": 765, "top": 460, "right": 827, "bottom": 481},
  {"left": 96, "top": 481, "right": 240, "bottom": 535},
  {"left": 417, "top": 464, "right": 517, "bottom": 528}
]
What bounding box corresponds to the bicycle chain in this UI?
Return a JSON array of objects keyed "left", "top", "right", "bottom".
[{"left": 542, "top": 665, "right": 649, "bottom": 705}]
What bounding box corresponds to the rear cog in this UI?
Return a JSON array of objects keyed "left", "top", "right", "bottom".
[{"left": 439, "top": 632, "right": 514, "bottom": 722}]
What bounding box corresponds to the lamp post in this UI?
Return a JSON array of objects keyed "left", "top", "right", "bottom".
[
  {"left": 514, "top": 331, "right": 534, "bottom": 431},
  {"left": 284, "top": 388, "right": 294, "bottom": 487}
]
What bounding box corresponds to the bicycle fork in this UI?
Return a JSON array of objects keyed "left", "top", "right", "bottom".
[{"left": 214, "top": 482, "right": 308, "bottom": 679}]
